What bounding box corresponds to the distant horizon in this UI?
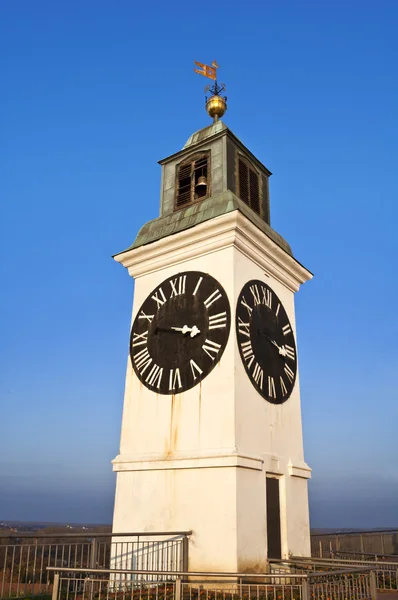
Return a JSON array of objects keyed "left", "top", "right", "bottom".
[
  {"left": 2, "top": 476, "right": 396, "bottom": 529},
  {"left": 2, "top": 519, "right": 398, "bottom": 533}
]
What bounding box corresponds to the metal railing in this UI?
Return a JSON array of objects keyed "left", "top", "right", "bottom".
[
  {"left": 311, "top": 529, "right": 398, "bottom": 558},
  {"left": 47, "top": 566, "right": 375, "bottom": 600},
  {"left": 0, "top": 531, "right": 190, "bottom": 599},
  {"left": 330, "top": 550, "right": 398, "bottom": 562},
  {"left": 273, "top": 556, "right": 398, "bottom": 592}
]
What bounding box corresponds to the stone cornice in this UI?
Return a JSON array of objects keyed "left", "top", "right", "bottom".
[
  {"left": 114, "top": 210, "right": 312, "bottom": 292},
  {"left": 112, "top": 449, "right": 264, "bottom": 472},
  {"left": 112, "top": 451, "right": 311, "bottom": 478},
  {"left": 288, "top": 460, "right": 312, "bottom": 479}
]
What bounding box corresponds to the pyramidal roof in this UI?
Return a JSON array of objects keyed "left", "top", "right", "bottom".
[{"left": 183, "top": 120, "right": 229, "bottom": 148}]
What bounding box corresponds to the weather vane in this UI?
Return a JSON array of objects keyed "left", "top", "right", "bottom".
[{"left": 194, "top": 60, "right": 227, "bottom": 122}]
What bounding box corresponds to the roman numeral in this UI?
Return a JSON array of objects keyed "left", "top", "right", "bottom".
[
  {"left": 145, "top": 364, "right": 163, "bottom": 388},
  {"left": 190, "top": 359, "right": 203, "bottom": 381},
  {"left": 192, "top": 276, "right": 203, "bottom": 296},
  {"left": 249, "top": 284, "right": 261, "bottom": 306},
  {"left": 208, "top": 312, "right": 227, "bottom": 329},
  {"left": 261, "top": 286, "right": 272, "bottom": 309},
  {"left": 133, "top": 347, "right": 152, "bottom": 375},
  {"left": 275, "top": 303, "right": 281, "bottom": 318},
  {"left": 240, "top": 296, "right": 252, "bottom": 316},
  {"left": 284, "top": 344, "right": 295, "bottom": 361},
  {"left": 282, "top": 323, "right": 292, "bottom": 336},
  {"left": 280, "top": 376, "right": 288, "bottom": 396},
  {"left": 268, "top": 376, "right": 276, "bottom": 399},
  {"left": 204, "top": 289, "right": 222, "bottom": 308},
  {"left": 138, "top": 311, "right": 154, "bottom": 323},
  {"left": 240, "top": 340, "right": 254, "bottom": 368},
  {"left": 237, "top": 317, "right": 250, "bottom": 337},
  {"left": 169, "top": 368, "right": 182, "bottom": 391},
  {"left": 151, "top": 287, "right": 167, "bottom": 308},
  {"left": 170, "top": 275, "right": 186, "bottom": 297},
  {"left": 131, "top": 331, "right": 148, "bottom": 347},
  {"left": 252, "top": 363, "right": 264, "bottom": 389},
  {"left": 284, "top": 363, "right": 295, "bottom": 383},
  {"left": 202, "top": 339, "right": 221, "bottom": 360}
]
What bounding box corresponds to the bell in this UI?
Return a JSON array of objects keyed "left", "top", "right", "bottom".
[{"left": 196, "top": 175, "right": 207, "bottom": 189}]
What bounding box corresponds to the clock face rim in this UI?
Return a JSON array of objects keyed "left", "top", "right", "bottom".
[
  {"left": 235, "top": 279, "right": 297, "bottom": 404},
  {"left": 130, "top": 270, "right": 231, "bottom": 395}
]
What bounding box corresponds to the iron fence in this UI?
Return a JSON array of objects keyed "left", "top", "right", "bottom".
[
  {"left": 46, "top": 566, "right": 375, "bottom": 600},
  {"left": 308, "top": 570, "right": 372, "bottom": 600},
  {"left": 0, "top": 531, "right": 190, "bottom": 599},
  {"left": 272, "top": 557, "right": 398, "bottom": 593},
  {"left": 311, "top": 529, "right": 398, "bottom": 558},
  {"left": 330, "top": 550, "right": 398, "bottom": 561}
]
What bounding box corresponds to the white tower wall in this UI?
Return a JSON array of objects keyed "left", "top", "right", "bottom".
[{"left": 112, "top": 211, "right": 311, "bottom": 572}]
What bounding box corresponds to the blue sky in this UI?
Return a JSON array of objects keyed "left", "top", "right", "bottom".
[{"left": 1, "top": 0, "right": 397, "bottom": 528}]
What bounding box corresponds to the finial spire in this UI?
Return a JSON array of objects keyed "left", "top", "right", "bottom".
[{"left": 194, "top": 60, "right": 227, "bottom": 122}]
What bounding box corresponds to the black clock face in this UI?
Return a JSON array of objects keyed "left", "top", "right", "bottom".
[
  {"left": 130, "top": 271, "right": 231, "bottom": 395},
  {"left": 236, "top": 280, "right": 297, "bottom": 404}
]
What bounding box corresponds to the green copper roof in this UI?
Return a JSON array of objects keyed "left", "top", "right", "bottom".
[
  {"left": 115, "top": 190, "right": 292, "bottom": 257},
  {"left": 183, "top": 120, "right": 228, "bottom": 148}
]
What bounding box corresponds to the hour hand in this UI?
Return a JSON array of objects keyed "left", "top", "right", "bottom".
[
  {"left": 170, "top": 324, "right": 201, "bottom": 338},
  {"left": 270, "top": 339, "right": 288, "bottom": 356}
]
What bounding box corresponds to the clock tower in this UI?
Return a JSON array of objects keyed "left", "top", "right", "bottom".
[{"left": 111, "top": 72, "right": 312, "bottom": 572}]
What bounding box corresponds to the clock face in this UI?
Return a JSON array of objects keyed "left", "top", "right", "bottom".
[
  {"left": 130, "top": 271, "right": 231, "bottom": 395},
  {"left": 236, "top": 280, "right": 297, "bottom": 404}
]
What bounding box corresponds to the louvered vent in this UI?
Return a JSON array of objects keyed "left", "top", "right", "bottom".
[
  {"left": 238, "top": 157, "right": 261, "bottom": 216},
  {"left": 176, "top": 153, "right": 210, "bottom": 209},
  {"left": 176, "top": 163, "right": 192, "bottom": 208},
  {"left": 249, "top": 168, "right": 260, "bottom": 214},
  {"left": 238, "top": 159, "right": 249, "bottom": 206}
]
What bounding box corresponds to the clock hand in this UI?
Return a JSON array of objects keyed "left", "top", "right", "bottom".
[
  {"left": 270, "top": 339, "right": 288, "bottom": 357},
  {"left": 259, "top": 330, "right": 288, "bottom": 357},
  {"left": 259, "top": 329, "right": 278, "bottom": 347},
  {"left": 170, "top": 325, "right": 201, "bottom": 338}
]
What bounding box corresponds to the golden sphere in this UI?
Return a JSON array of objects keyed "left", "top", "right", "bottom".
[{"left": 206, "top": 95, "right": 227, "bottom": 119}]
